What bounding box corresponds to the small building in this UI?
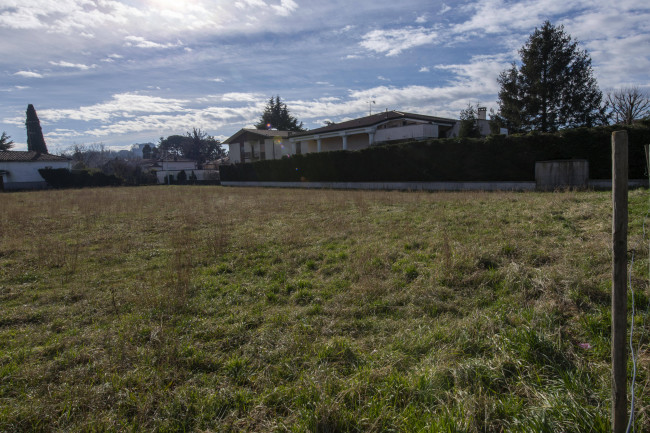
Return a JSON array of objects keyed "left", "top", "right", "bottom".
[
  {"left": 223, "top": 129, "right": 291, "bottom": 164},
  {"left": 288, "top": 111, "right": 460, "bottom": 154},
  {"left": 0, "top": 151, "right": 72, "bottom": 190},
  {"left": 152, "top": 157, "right": 220, "bottom": 184}
]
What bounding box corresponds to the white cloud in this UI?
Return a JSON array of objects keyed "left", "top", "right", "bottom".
[
  {"left": 452, "top": 0, "right": 596, "bottom": 35},
  {"left": 272, "top": 0, "right": 299, "bottom": 17},
  {"left": 40, "top": 93, "right": 190, "bottom": 123},
  {"left": 49, "top": 61, "right": 96, "bottom": 70},
  {"left": 124, "top": 36, "right": 183, "bottom": 49},
  {"left": 220, "top": 92, "right": 264, "bottom": 102},
  {"left": 439, "top": 3, "right": 452, "bottom": 14},
  {"left": 211, "top": 78, "right": 225, "bottom": 82},
  {"left": 14, "top": 70, "right": 43, "bottom": 78},
  {"left": 419, "top": 66, "right": 430, "bottom": 72},
  {"left": 377, "top": 76, "right": 390, "bottom": 81},
  {"left": 0, "top": 85, "right": 29, "bottom": 92},
  {"left": 415, "top": 14, "right": 428, "bottom": 24},
  {"left": 360, "top": 26, "right": 440, "bottom": 56},
  {"left": 235, "top": 0, "right": 268, "bottom": 9}
]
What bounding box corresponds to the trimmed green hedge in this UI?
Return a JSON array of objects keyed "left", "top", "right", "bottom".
[
  {"left": 39, "top": 168, "right": 122, "bottom": 188},
  {"left": 220, "top": 123, "right": 650, "bottom": 182}
]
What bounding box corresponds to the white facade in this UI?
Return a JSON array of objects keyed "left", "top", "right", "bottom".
[
  {"left": 0, "top": 154, "right": 72, "bottom": 190},
  {"left": 224, "top": 129, "right": 291, "bottom": 164},
  {"left": 155, "top": 169, "right": 219, "bottom": 184},
  {"left": 160, "top": 159, "right": 197, "bottom": 171},
  {"left": 289, "top": 112, "right": 456, "bottom": 155}
]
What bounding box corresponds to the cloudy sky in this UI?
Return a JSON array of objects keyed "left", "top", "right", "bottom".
[{"left": 1, "top": 0, "right": 649, "bottom": 152}]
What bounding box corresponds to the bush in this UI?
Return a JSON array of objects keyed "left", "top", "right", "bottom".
[
  {"left": 220, "top": 124, "right": 650, "bottom": 182},
  {"left": 38, "top": 168, "right": 122, "bottom": 188}
]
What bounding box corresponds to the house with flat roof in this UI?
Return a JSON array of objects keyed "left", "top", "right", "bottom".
[{"left": 0, "top": 151, "right": 72, "bottom": 190}]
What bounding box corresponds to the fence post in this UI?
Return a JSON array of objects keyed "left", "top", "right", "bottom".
[{"left": 612, "top": 130, "right": 628, "bottom": 433}]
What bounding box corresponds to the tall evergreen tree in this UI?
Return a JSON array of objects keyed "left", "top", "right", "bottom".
[
  {"left": 25, "top": 104, "right": 48, "bottom": 153},
  {"left": 255, "top": 96, "right": 304, "bottom": 131},
  {"left": 496, "top": 21, "right": 606, "bottom": 133}
]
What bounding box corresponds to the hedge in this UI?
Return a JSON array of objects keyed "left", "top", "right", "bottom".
[
  {"left": 220, "top": 123, "right": 650, "bottom": 182},
  {"left": 39, "top": 168, "right": 122, "bottom": 188}
]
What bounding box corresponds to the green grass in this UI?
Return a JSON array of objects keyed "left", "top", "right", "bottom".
[{"left": 0, "top": 186, "right": 649, "bottom": 432}]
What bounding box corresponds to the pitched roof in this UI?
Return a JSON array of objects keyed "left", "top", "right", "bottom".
[
  {"left": 0, "top": 151, "right": 70, "bottom": 162},
  {"left": 289, "top": 111, "right": 458, "bottom": 137},
  {"left": 223, "top": 128, "right": 290, "bottom": 144}
]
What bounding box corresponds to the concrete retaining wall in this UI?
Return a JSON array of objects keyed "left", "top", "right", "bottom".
[{"left": 221, "top": 180, "right": 648, "bottom": 191}]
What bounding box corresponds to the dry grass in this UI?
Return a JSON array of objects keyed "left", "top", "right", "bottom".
[{"left": 0, "top": 185, "right": 648, "bottom": 432}]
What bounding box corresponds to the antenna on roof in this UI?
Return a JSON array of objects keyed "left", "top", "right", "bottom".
[{"left": 368, "top": 100, "right": 375, "bottom": 116}]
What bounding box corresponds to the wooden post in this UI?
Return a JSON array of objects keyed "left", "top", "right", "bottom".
[{"left": 612, "top": 130, "right": 628, "bottom": 433}]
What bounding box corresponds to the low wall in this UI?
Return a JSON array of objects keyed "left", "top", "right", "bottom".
[
  {"left": 221, "top": 181, "right": 537, "bottom": 191},
  {"left": 2, "top": 181, "right": 49, "bottom": 191},
  {"left": 222, "top": 179, "right": 649, "bottom": 191},
  {"left": 589, "top": 179, "right": 648, "bottom": 189}
]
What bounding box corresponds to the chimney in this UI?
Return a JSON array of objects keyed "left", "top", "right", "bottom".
[{"left": 477, "top": 107, "right": 487, "bottom": 120}]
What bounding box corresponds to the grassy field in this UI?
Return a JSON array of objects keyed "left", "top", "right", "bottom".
[{"left": 0, "top": 186, "right": 649, "bottom": 432}]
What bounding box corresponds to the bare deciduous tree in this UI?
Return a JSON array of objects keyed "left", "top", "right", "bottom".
[{"left": 607, "top": 86, "right": 650, "bottom": 125}]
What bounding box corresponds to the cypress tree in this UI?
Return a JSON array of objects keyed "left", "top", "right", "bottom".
[{"left": 26, "top": 104, "right": 48, "bottom": 153}]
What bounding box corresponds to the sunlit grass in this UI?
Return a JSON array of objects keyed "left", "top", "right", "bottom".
[{"left": 0, "top": 186, "right": 648, "bottom": 432}]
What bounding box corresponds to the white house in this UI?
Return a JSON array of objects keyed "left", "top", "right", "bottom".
[
  {"left": 152, "top": 157, "right": 220, "bottom": 184},
  {"left": 0, "top": 151, "right": 72, "bottom": 190},
  {"left": 287, "top": 111, "right": 461, "bottom": 155},
  {"left": 223, "top": 110, "right": 502, "bottom": 164},
  {"left": 223, "top": 129, "right": 291, "bottom": 164}
]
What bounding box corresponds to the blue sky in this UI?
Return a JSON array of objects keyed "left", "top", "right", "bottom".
[{"left": 1, "top": 0, "right": 649, "bottom": 153}]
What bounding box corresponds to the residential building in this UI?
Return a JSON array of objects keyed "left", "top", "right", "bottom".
[
  {"left": 224, "top": 110, "right": 499, "bottom": 164},
  {"left": 0, "top": 151, "right": 72, "bottom": 190},
  {"left": 288, "top": 111, "right": 462, "bottom": 154},
  {"left": 223, "top": 129, "right": 291, "bottom": 164},
  {"left": 152, "top": 157, "right": 220, "bottom": 184}
]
